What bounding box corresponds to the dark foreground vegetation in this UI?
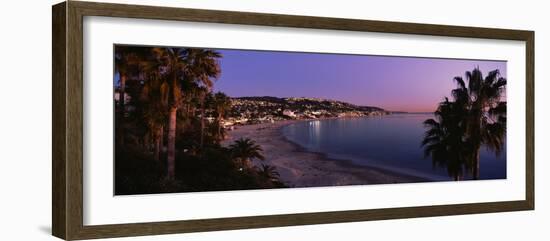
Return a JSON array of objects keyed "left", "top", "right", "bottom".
[
  {"left": 114, "top": 45, "right": 286, "bottom": 195},
  {"left": 422, "top": 68, "right": 507, "bottom": 181},
  {"left": 114, "top": 45, "right": 507, "bottom": 193},
  {"left": 115, "top": 142, "right": 286, "bottom": 194}
]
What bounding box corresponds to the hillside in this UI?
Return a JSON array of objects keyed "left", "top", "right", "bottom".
[{"left": 227, "top": 96, "right": 387, "bottom": 123}]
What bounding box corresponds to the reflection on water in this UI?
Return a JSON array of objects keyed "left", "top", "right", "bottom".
[
  {"left": 307, "top": 120, "right": 321, "bottom": 149},
  {"left": 282, "top": 114, "right": 506, "bottom": 181}
]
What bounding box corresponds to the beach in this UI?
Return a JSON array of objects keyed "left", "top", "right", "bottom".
[{"left": 222, "top": 120, "right": 426, "bottom": 188}]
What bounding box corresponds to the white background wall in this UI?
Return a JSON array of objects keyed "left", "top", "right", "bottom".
[{"left": 0, "top": 0, "right": 547, "bottom": 240}]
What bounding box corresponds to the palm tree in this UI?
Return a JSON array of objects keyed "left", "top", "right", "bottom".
[
  {"left": 229, "top": 138, "right": 265, "bottom": 169},
  {"left": 422, "top": 98, "right": 469, "bottom": 180},
  {"left": 455, "top": 68, "right": 506, "bottom": 179},
  {"left": 212, "top": 92, "right": 231, "bottom": 141},
  {"left": 422, "top": 67, "right": 506, "bottom": 180},
  {"left": 183, "top": 48, "right": 222, "bottom": 90},
  {"left": 184, "top": 49, "right": 221, "bottom": 149},
  {"left": 152, "top": 48, "right": 185, "bottom": 179},
  {"left": 114, "top": 46, "right": 153, "bottom": 146},
  {"left": 256, "top": 164, "right": 280, "bottom": 181},
  {"left": 114, "top": 46, "right": 134, "bottom": 146},
  {"left": 197, "top": 86, "right": 209, "bottom": 148},
  {"left": 140, "top": 73, "right": 167, "bottom": 161},
  {"left": 152, "top": 48, "right": 221, "bottom": 179}
]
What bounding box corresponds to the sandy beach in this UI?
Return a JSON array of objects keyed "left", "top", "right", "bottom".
[{"left": 222, "top": 120, "right": 426, "bottom": 188}]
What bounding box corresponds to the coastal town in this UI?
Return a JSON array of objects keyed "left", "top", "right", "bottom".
[
  {"left": 113, "top": 45, "right": 507, "bottom": 195},
  {"left": 114, "top": 93, "right": 389, "bottom": 128},
  {"left": 221, "top": 96, "right": 388, "bottom": 128}
]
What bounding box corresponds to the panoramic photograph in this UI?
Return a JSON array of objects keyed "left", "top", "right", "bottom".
[{"left": 113, "top": 45, "right": 507, "bottom": 195}]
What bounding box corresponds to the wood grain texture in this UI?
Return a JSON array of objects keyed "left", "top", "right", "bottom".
[
  {"left": 66, "top": 2, "right": 85, "bottom": 240},
  {"left": 525, "top": 32, "right": 535, "bottom": 209},
  {"left": 51, "top": 1, "right": 535, "bottom": 240},
  {"left": 52, "top": 2, "right": 67, "bottom": 240},
  {"left": 71, "top": 1, "right": 533, "bottom": 40},
  {"left": 73, "top": 200, "right": 531, "bottom": 240}
]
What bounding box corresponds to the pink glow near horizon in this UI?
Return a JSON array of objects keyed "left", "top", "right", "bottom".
[{"left": 213, "top": 50, "right": 507, "bottom": 112}]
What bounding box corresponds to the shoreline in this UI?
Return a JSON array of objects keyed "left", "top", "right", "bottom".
[{"left": 222, "top": 118, "right": 428, "bottom": 188}]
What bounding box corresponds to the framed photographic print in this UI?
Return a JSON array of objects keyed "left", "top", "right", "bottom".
[{"left": 52, "top": 1, "right": 534, "bottom": 240}]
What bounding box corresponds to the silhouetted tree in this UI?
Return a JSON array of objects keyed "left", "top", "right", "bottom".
[
  {"left": 229, "top": 138, "right": 265, "bottom": 169},
  {"left": 256, "top": 164, "right": 280, "bottom": 181},
  {"left": 212, "top": 92, "right": 231, "bottom": 141},
  {"left": 422, "top": 68, "right": 506, "bottom": 180},
  {"left": 151, "top": 47, "right": 221, "bottom": 179}
]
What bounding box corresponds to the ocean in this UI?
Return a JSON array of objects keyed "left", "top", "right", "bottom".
[{"left": 281, "top": 113, "right": 507, "bottom": 181}]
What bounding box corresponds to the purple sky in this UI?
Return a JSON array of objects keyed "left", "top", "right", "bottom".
[{"left": 212, "top": 49, "right": 507, "bottom": 112}]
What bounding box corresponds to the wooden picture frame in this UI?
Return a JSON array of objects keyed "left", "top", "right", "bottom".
[{"left": 52, "top": 1, "right": 534, "bottom": 240}]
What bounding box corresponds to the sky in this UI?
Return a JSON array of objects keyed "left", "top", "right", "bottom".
[{"left": 212, "top": 49, "right": 506, "bottom": 112}]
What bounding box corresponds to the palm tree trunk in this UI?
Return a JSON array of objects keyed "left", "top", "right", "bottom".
[
  {"left": 200, "top": 99, "right": 205, "bottom": 148},
  {"left": 470, "top": 107, "right": 483, "bottom": 180},
  {"left": 153, "top": 126, "right": 163, "bottom": 162},
  {"left": 159, "top": 125, "right": 164, "bottom": 156},
  {"left": 167, "top": 107, "right": 177, "bottom": 179},
  {"left": 143, "top": 134, "right": 150, "bottom": 153},
  {"left": 243, "top": 158, "right": 251, "bottom": 169},
  {"left": 116, "top": 74, "right": 127, "bottom": 146},
  {"left": 472, "top": 147, "right": 481, "bottom": 180},
  {"left": 153, "top": 135, "right": 160, "bottom": 162},
  {"left": 217, "top": 112, "right": 222, "bottom": 140}
]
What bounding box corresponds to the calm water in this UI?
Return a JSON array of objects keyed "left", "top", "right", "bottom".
[{"left": 281, "top": 113, "right": 506, "bottom": 181}]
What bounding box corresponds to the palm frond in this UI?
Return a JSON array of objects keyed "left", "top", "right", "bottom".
[
  {"left": 453, "top": 76, "right": 466, "bottom": 89},
  {"left": 422, "top": 67, "right": 507, "bottom": 180}
]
